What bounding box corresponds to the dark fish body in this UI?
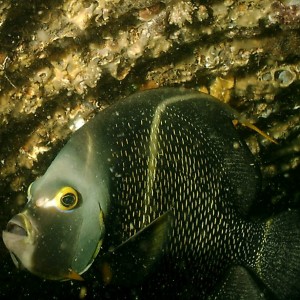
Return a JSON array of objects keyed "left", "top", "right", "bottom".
[
  {"left": 95, "top": 88, "right": 262, "bottom": 285},
  {"left": 2, "top": 88, "right": 300, "bottom": 299}
]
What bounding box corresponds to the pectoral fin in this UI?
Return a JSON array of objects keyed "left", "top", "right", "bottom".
[{"left": 100, "top": 210, "right": 173, "bottom": 286}]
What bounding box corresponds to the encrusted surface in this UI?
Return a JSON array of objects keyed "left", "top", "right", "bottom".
[{"left": 0, "top": 0, "right": 299, "bottom": 298}]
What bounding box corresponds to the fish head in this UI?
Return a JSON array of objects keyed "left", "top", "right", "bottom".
[{"left": 2, "top": 176, "right": 105, "bottom": 280}]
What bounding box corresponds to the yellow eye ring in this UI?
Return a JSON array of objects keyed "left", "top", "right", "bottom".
[{"left": 55, "top": 187, "right": 78, "bottom": 211}]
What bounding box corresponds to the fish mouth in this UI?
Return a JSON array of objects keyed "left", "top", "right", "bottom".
[
  {"left": 2, "top": 213, "right": 36, "bottom": 269},
  {"left": 6, "top": 214, "right": 28, "bottom": 236}
]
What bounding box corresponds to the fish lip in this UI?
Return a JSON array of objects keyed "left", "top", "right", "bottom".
[
  {"left": 2, "top": 231, "right": 27, "bottom": 269},
  {"left": 2, "top": 213, "right": 37, "bottom": 270},
  {"left": 9, "top": 213, "right": 34, "bottom": 236},
  {"left": 10, "top": 251, "right": 24, "bottom": 269},
  {"left": 2, "top": 213, "right": 36, "bottom": 252},
  {"left": 6, "top": 214, "right": 28, "bottom": 236}
]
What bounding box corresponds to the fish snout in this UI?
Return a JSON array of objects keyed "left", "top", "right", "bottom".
[
  {"left": 2, "top": 213, "right": 36, "bottom": 270},
  {"left": 2, "top": 213, "right": 35, "bottom": 257}
]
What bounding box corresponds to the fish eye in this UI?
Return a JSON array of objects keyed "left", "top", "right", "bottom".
[
  {"left": 55, "top": 187, "right": 78, "bottom": 211},
  {"left": 61, "top": 193, "right": 77, "bottom": 208}
]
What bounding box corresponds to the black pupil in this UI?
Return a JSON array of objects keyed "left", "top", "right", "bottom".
[{"left": 61, "top": 193, "right": 76, "bottom": 207}]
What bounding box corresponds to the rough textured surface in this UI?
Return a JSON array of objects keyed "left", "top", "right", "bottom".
[{"left": 0, "top": 0, "right": 299, "bottom": 298}]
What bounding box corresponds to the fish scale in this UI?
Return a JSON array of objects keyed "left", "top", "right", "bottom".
[{"left": 104, "top": 91, "right": 263, "bottom": 290}]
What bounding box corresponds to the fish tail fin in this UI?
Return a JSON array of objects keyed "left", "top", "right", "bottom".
[{"left": 254, "top": 210, "right": 300, "bottom": 299}]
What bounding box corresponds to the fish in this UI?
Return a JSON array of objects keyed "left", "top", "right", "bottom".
[{"left": 2, "top": 87, "right": 300, "bottom": 299}]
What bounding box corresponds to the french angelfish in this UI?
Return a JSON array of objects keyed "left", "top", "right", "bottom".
[{"left": 3, "top": 88, "right": 300, "bottom": 298}]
